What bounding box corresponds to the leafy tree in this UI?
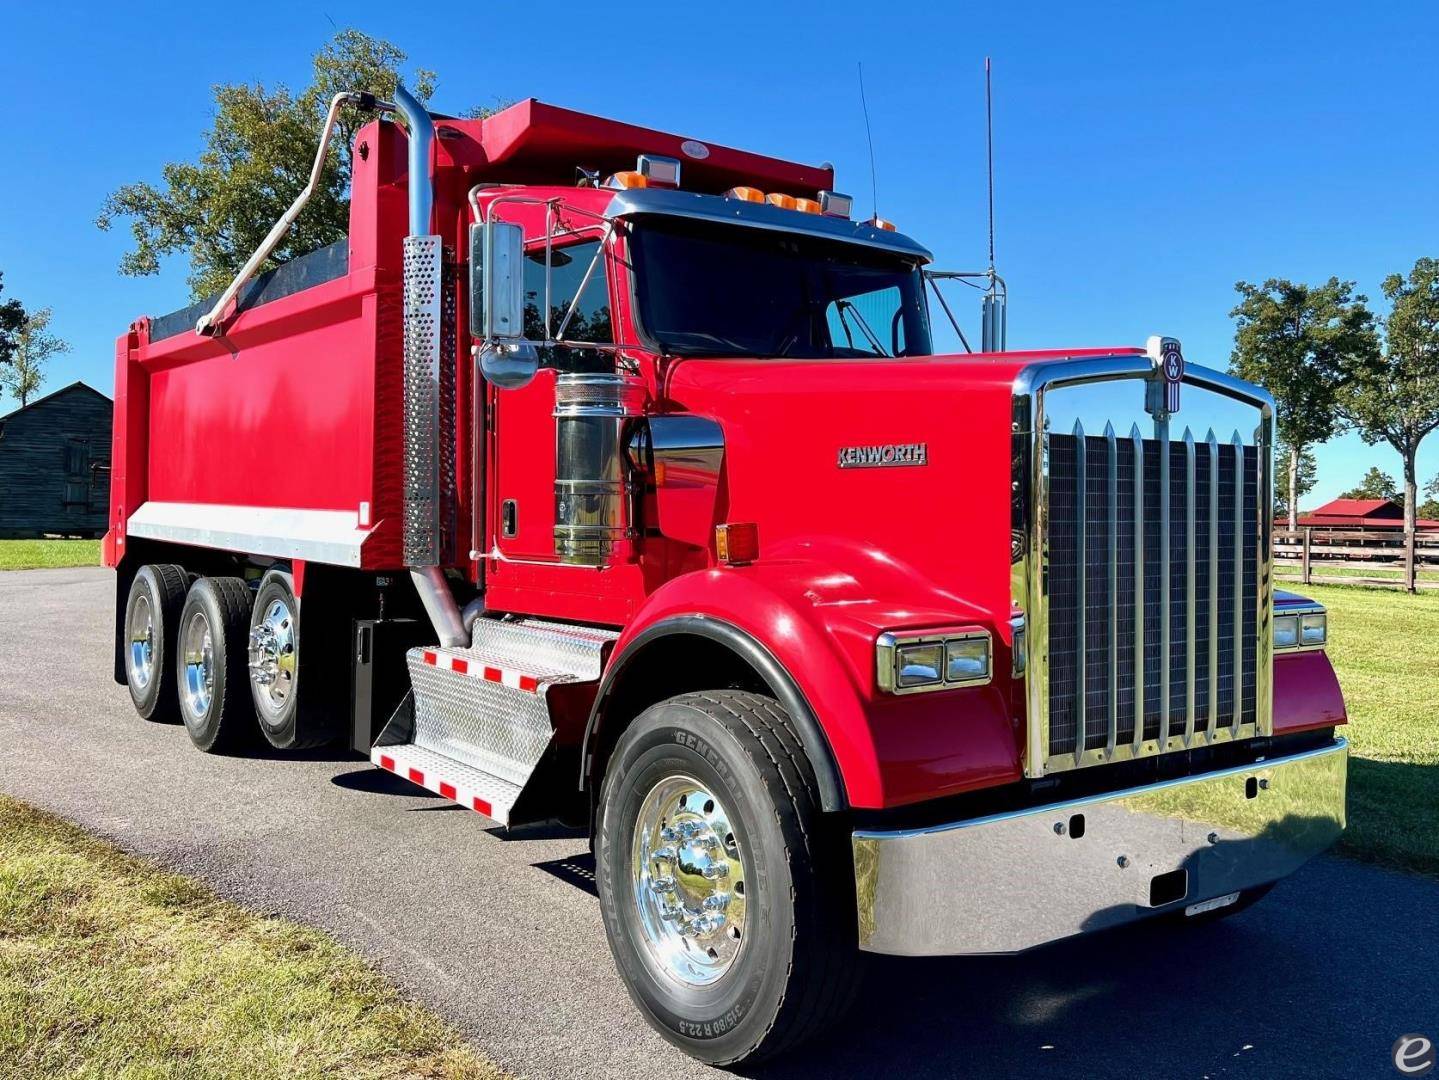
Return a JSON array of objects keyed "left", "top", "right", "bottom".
[
  {"left": 96, "top": 30, "right": 440, "bottom": 298},
  {"left": 0, "top": 307, "right": 67, "bottom": 407},
  {"left": 1230, "top": 277, "right": 1379, "bottom": 531},
  {"left": 1339, "top": 257, "right": 1439, "bottom": 533},
  {"left": 0, "top": 272, "right": 25, "bottom": 367},
  {"left": 1419, "top": 475, "right": 1439, "bottom": 522},
  {"left": 1273, "top": 438, "right": 1317, "bottom": 518},
  {"left": 1338, "top": 465, "right": 1399, "bottom": 502}
]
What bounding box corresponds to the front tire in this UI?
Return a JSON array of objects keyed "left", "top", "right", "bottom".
[
  {"left": 595, "top": 691, "right": 862, "bottom": 1066},
  {"left": 176, "top": 577, "right": 255, "bottom": 753}
]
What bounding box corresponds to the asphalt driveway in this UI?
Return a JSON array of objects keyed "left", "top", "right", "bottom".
[{"left": 1, "top": 567, "right": 1433, "bottom": 1079}]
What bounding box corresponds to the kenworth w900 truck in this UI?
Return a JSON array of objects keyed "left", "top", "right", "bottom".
[{"left": 105, "top": 86, "right": 1348, "bottom": 1065}]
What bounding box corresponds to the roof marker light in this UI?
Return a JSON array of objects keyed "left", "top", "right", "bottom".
[
  {"left": 794, "top": 198, "right": 822, "bottom": 214},
  {"left": 868, "top": 216, "right": 897, "bottom": 231},
  {"left": 725, "top": 186, "right": 766, "bottom": 203},
  {"left": 636, "top": 154, "right": 681, "bottom": 188},
  {"left": 605, "top": 170, "right": 648, "bottom": 190},
  {"left": 766, "top": 192, "right": 798, "bottom": 210},
  {"left": 818, "top": 190, "right": 853, "bottom": 218}
]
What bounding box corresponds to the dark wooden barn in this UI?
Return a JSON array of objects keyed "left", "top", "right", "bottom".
[{"left": 0, "top": 382, "right": 112, "bottom": 538}]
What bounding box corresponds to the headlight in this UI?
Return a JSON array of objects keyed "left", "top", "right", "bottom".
[
  {"left": 1274, "top": 605, "right": 1325, "bottom": 651},
  {"left": 877, "top": 629, "right": 992, "bottom": 694}
]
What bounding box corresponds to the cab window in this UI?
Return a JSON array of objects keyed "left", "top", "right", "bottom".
[
  {"left": 824, "top": 284, "right": 909, "bottom": 356},
  {"left": 523, "top": 239, "right": 613, "bottom": 373}
]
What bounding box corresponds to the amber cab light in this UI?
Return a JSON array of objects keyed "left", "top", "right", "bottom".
[
  {"left": 869, "top": 216, "right": 897, "bottom": 231},
  {"left": 766, "top": 192, "right": 798, "bottom": 210},
  {"left": 715, "top": 523, "right": 760, "bottom": 565},
  {"left": 725, "top": 186, "right": 766, "bottom": 203},
  {"left": 606, "top": 170, "right": 649, "bottom": 189},
  {"left": 794, "top": 198, "right": 822, "bottom": 214}
]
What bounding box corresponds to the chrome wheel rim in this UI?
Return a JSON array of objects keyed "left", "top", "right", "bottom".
[
  {"left": 248, "top": 596, "right": 296, "bottom": 716},
  {"left": 182, "top": 610, "right": 215, "bottom": 719},
  {"left": 128, "top": 593, "right": 155, "bottom": 691},
  {"left": 630, "top": 774, "right": 748, "bottom": 987}
]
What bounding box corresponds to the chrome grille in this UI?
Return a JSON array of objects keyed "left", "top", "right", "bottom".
[{"left": 1046, "top": 425, "right": 1260, "bottom": 764}]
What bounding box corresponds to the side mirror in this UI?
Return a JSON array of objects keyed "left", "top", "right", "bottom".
[{"left": 469, "top": 221, "right": 539, "bottom": 390}]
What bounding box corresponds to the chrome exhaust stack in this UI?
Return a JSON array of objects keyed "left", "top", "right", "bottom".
[{"left": 394, "top": 82, "right": 468, "bottom": 648}]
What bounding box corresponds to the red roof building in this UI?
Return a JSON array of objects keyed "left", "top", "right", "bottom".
[{"left": 1296, "top": 497, "right": 1439, "bottom": 530}]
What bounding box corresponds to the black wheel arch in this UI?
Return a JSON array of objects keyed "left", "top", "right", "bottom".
[{"left": 581, "top": 615, "right": 847, "bottom": 813}]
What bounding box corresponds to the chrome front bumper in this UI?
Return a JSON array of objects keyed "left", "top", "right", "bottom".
[{"left": 853, "top": 738, "right": 1347, "bottom": 955}]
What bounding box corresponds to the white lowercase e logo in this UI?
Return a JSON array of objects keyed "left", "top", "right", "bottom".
[{"left": 1393, "top": 1034, "right": 1436, "bottom": 1076}]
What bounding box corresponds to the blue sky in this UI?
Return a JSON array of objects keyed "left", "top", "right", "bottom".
[{"left": 3, "top": 1, "right": 1436, "bottom": 504}]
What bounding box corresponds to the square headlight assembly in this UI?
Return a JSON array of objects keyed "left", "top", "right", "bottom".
[
  {"left": 946, "top": 637, "right": 990, "bottom": 684},
  {"left": 1273, "top": 614, "right": 1299, "bottom": 650},
  {"left": 896, "top": 643, "right": 945, "bottom": 688},
  {"left": 1301, "top": 611, "right": 1326, "bottom": 646},
  {"left": 879, "top": 631, "right": 993, "bottom": 694}
]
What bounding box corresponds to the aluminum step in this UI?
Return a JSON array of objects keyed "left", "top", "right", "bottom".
[
  {"left": 372, "top": 742, "right": 524, "bottom": 825},
  {"left": 372, "top": 616, "right": 619, "bottom": 824}
]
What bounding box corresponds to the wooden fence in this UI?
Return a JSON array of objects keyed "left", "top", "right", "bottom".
[{"left": 1273, "top": 528, "right": 1439, "bottom": 592}]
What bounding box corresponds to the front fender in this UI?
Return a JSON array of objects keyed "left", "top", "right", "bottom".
[{"left": 593, "top": 541, "right": 1019, "bottom": 810}]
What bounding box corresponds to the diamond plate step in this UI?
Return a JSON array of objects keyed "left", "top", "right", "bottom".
[
  {"left": 374, "top": 616, "right": 620, "bottom": 824},
  {"left": 372, "top": 742, "right": 523, "bottom": 825}
]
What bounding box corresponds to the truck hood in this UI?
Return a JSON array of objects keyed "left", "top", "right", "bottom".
[{"left": 661, "top": 352, "right": 1063, "bottom": 627}]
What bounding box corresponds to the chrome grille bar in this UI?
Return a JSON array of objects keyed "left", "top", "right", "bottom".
[
  {"left": 1105, "top": 423, "right": 1119, "bottom": 756},
  {"left": 1158, "top": 418, "right": 1171, "bottom": 741},
  {"left": 1184, "top": 428, "right": 1196, "bottom": 746},
  {"left": 1207, "top": 430, "right": 1220, "bottom": 738},
  {"left": 1231, "top": 429, "right": 1245, "bottom": 735},
  {"left": 1074, "top": 419, "right": 1086, "bottom": 766},
  {"left": 1131, "top": 424, "right": 1144, "bottom": 750}
]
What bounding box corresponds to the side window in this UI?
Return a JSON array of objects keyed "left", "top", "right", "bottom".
[
  {"left": 523, "top": 239, "right": 613, "bottom": 373},
  {"left": 824, "top": 285, "right": 906, "bottom": 356}
]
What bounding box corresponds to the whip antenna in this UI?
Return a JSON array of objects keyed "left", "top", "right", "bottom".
[
  {"left": 858, "top": 62, "right": 879, "bottom": 221},
  {"left": 985, "top": 57, "right": 996, "bottom": 272}
]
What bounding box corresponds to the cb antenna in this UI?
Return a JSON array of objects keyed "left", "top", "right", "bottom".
[
  {"left": 981, "top": 57, "right": 1007, "bottom": 351},
  {"left": 985, "top": 57, "right": 996, "bottom": 272},
  {"left": 858, "top": 61, "right": 879, "bottom": 221}
]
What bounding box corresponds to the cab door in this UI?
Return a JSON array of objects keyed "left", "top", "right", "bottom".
[{"left": 490, "top": 233, "right": 617, "bottom": 563}]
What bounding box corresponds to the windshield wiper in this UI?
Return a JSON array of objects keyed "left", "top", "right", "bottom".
[{"left": 834, "top": 300, "right": 887, "bottom": 356}]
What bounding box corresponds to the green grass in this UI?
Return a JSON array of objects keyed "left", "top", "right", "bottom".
[
  {"left": 0, "top": 539, "right": 101, "bottom": 570},
  {"left": 1298, "top": 583, "right": 1439, "bottom": 879},
  {"left": 0, "top": 796, "right": 507, "bottom": 1080}
]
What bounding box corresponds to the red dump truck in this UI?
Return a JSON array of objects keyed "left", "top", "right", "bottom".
[{"left": 105, "top": 86, "right": 1349, "bottom": 1065}]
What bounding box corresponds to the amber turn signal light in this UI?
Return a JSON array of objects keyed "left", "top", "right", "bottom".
[{"left": 715, "top": 523, "right": 759, "bottom": 565}]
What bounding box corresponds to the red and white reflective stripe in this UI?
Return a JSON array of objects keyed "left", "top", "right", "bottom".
[
  {"left": 420, "top": 649, "right": 540, "bottom": 693},
  {"left": 372, "top": 750, "right": 496, "bottom": 820}
]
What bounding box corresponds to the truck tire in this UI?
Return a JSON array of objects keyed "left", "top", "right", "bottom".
[
  {"left": 595, "top": 691, "right": 862, "bottom": 1066},
  {"left": 176, "top": 577, "right": 256, "bottom": 753},
  {"left": 123, "top": 563, "right": 189, "bottom": 722},
  {"left": 246, "top": 570, "right": 335, "bottom": 749}
]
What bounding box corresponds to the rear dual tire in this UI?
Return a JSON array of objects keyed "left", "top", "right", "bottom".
[
  {"left": 596, "top": 691, "right": 862, "bottom": 1066},
  {"left": 176, "top": 577, "right": 256, "bottom": 753}
]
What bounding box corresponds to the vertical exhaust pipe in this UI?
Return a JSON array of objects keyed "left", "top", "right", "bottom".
[{"left": 394, "top": 82, "right": 468, "bottom": 649}]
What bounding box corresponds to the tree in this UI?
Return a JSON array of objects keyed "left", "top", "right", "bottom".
[
  {"left": 0, "top": 272, "right": 25, "bottom": 367},
  {"left": 1419, "top": 475, "right": 1439, "bottom": 522},
  {"left": 1274, "top": 438, "right": 1317, "bottom": 519},
  {"left": 1339, "top": 465, "right": 1399, "bottom": 502},
  {"left": 1339, "top": 257, "right": 1439, "bottom": 534},
  {"left": 0, "top": 307, "right": 67, "bottom": 407},
  {"left": 96, "top": 30, "right": 440, "bottom": 298},
  {"left": 1230, "top": 278, "right": 1379, "bottom": 531}
]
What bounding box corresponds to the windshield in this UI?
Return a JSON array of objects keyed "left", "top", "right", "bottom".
[{"left": 628, "top": 216, "right": 932, "bottom": 359}]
